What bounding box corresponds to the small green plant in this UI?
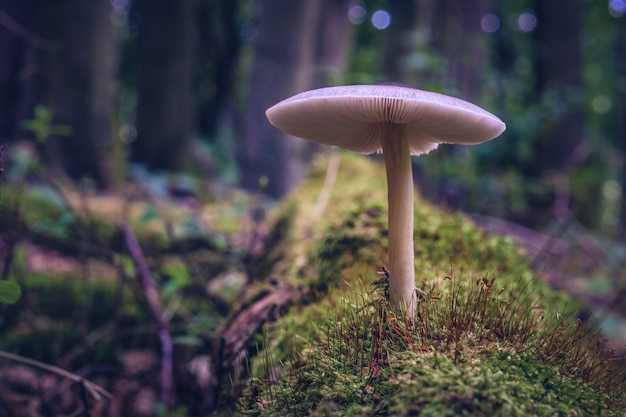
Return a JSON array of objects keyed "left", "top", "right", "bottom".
[
  {"left": 22, "top": 104, "right": 72, "bottom": 144},
  {"left": 0, "top": 280, "right": 20, "bottom": 304}
]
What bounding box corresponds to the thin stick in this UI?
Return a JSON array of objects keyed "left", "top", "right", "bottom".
[
  {"left": 120, "top": 220, "right": 173, "bottom": 408},
  {"left": 0, "top": 11, "right": 57, "bottom": 50},
  {"left": 311, "top": 149, "right": 341, "bottom": 223},
  {"left": 0, "top": 350, "right": 111, "bottom": 401}
]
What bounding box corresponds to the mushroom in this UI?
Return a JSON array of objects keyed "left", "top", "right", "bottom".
[{"left": 265, "top": 84, "right": 505, "bottom": 318}]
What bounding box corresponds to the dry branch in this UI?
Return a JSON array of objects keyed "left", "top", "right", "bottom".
[{"left": 120, "top": 220, "right": 173, "bottom": 409}]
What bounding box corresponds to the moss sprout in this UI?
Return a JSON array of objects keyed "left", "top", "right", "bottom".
[{"left": 242, "top": 269, "right": 626, "bottom": 416}]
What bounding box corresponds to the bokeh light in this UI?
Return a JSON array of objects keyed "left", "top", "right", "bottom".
[
  {"left": 609, "top": 0, "right": 626, "bottom": 17},
  {"left": 509, "top": 11, "right": 538, "bottom": 32},
  {"left": 517, "top": 11, "right": 538, "bottom": 32},
  {"left": 348, "top": 0, "right": 367, "bottom": 24},
  {"left": 109, "top": 0, "right": 129, "bottom": 27},
  {"left": 481, "top": 13, "right": 500, "bottom": 33},
  {"left": 110, "top": 0, "right": 129, "bottom": 11},
  {"left": 371, "top": 10, "right": 391, "bottom": 30},
  {"left": 592, "top": 95, "right": 613, "bottom": 113},
  {"left": 602, "top": 179, "right": 622, "bottom": 202}
]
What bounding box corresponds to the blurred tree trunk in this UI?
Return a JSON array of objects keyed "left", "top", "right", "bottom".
[
  {"left": 381, "top": 0, "right": 420, "bottom": 85},
  {"left": 434, "top": 0, "right": 494, "bottom": 101},
  {"left": 427, "top": 0, "right": 496, "bottom": 209},
  {"left": 532, "top": 0, "right": 586, "bottom": 223},
  {"left": 383, "top": 0, "right": 495, "bottom": 209},
  {"left": 533, "top": 1, "right": 583, "bottom": 172},
  {"left": 618, "top": 21, "right": 626, "bottom": 237},
  {"left": 133, "top": 0, "right": 195, "bottom": 171},
  {"left": 382, "top": 0, "right": 492, "bottom": 98},
  {"left": 239, "top": 0, "right": 321, "bottom": 198},
  {"left": 312, "top": 0, "right": 352, "bottom": 87},
  {"left": 195, "top": 0, "right": 241, "bottom": 139},
  {"left": 0, "top": 2, "right": 31, "bottom": 141},
  {"left": 45, "top": 0, "right": 119, "bottom": 188},
  {"left": 0, "top": 1, "right": 57, "bottom": 142}
]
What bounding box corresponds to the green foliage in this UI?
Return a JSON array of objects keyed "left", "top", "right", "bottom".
[
  {"left": 0, "top": 325, "right": 119, "bottom": 365},
  {"left": 155, "top": 403, "right": 189, "bottom": 417},
  {"left": 0, "top": 281, "right": 21, "bottom": 304},
  {"left": 161, "top": 261, "right": 192, "bottom": 297},
  {"left": 13, "top": 273, "right": 139, "bottom": 326},
  {"left": 21, "top": 105, "right": 72, "bottom": 144}
]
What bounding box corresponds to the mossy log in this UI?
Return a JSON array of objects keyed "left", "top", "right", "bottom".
[{"left": 238, "top": 152, "right": 626, "bottom": 416}]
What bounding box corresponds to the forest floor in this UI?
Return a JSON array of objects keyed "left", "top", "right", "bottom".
[
  {"left": 0, "top": 153, "right": 624, "bottom": 415},
  {"left": 14, "top": 201, "right": 626, "bottom": 350}
]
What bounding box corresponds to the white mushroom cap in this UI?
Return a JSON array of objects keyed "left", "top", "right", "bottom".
[{"left": 266, "top": 84, "right": 506, "bottom": 155}]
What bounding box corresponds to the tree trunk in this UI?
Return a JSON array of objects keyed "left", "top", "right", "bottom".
[
  {"left": 43, "top": 0, "right": 118, "bottom": 188},
  {"left": 437, "top": 0, "right": 493, "bottom": 101},
  {"left": 239, "top": 0, "right": 321, "bottom": 198},
  {"left": 383, "top": 0, "right": 496, "bottom": 209},
  {"left": 618, "top": 20, "right": 626, "bottom": 237},
  {"left": 133, "top": 0, "right": 195, "bottom": 171},
  {"left": 533, "top": 0, "right": 584, "bottom": 172},
  {"left": 531, "top": 0, "right": 587, "bottom": 224},
  {"left": 195, "top": 0, "right": 241, "bottom": 139},
  {"left": 0, "top": 0, "right": 56, "bottom": 142},
  {"left": 0, "top": 2, "right": 28, "bottom": 141},
  {"left": 312, "top": 0, "right": 352, "bottom": 87},
  {"left": 384, "top": 0, "right": 494, "bottom": 96},
  {"left": 381, "top": 0, "right": 422, "bottom": 86}
]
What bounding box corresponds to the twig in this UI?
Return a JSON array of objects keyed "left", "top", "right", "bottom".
[
  {"left": 310, "top": 149, "right": 341, "bottom": 226},
  {"left": 0, "top": 350, "right": 111, "bottom": 401},
  {"left": 215, "top": 285, "right": 303, "bottom": 405},
  {"left": 119, "top": 220, "right": 173, "bottom": 409},
  {"left": 0, "top": 10, "right": 57, "bottom": 50}
]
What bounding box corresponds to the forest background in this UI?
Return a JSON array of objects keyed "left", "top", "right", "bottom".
[
  {"left": 0, "top": 0, "right": 625, "bottom": 414},
  {"left": 0, "top": 0, "right": 624, "bottom": 232}
]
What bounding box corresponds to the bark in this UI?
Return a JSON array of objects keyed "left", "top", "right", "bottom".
[
  {"left": 533, "top": 0, "right": 584, "bottom": 172},
  {"left": 44, "top": 0, "right": 119, "bottom": 188},
  {"left": 619, "top": 22, "right": 626, "bottom": 237},
  {"left": 133, "top": 0, "right": 196, "bottom": 171},
  {"left": 530, "top": 1, "right": 588, "bottom": 225},
  {"left": 239, "top": 0, "right": 321, "bottom": 198},
  {"left": 382, "top": 0, "right": 493, "bottom": 97},
  {"left": 0, "top": 2, "right": 27, "bottom": 141},
  {"left": 195, "top": 0, "right": 241, "bottom": 138},
  {"left": 381, "top": 0, "right": 421, "bottom": 85},
  {"left": 437, "top": 0, "right": 493, "bottom": 101},
  {"left": 0, "top": 0, "right": 57, "bottom": 142},
  {"left": 384, "top": 0, "right": 496, "bottom": 208},
  {"left": 214, "top": 285, "right": 304, "bottom": 405},
  {"left": 312, "top": 0, "right": 353, "bottom": 87}
]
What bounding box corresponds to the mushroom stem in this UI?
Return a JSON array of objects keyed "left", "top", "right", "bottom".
[{"left": 381, "top": 124, "right": 416, "bottom": 318}]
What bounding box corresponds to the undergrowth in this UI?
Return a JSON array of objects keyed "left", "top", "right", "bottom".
[{"left": 240, "top": 266, "right": 626, "bottom": 416}]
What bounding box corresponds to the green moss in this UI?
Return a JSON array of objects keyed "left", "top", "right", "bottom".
[
  {"left": 241, "top": 153, "right": 625, "bottom": 416},
  {"left": 244, "top": 277, "right": 625, "bottom": 416},
  {"left": 0, "top": 325, "right": 120, "bottom": 366},
  {"left": 11, "top": 272, "right": 139, "bottom": 325},
  {"left": 0, "top": 183, "right": 232, "bottom": 254}
]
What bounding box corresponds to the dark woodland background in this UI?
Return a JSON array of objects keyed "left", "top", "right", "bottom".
[
  {"left": 0, "top": 0, "right": 625, "bottom": 415},
  {"left": 0, "top": 0, "right": 624, "bottom": 230}
]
